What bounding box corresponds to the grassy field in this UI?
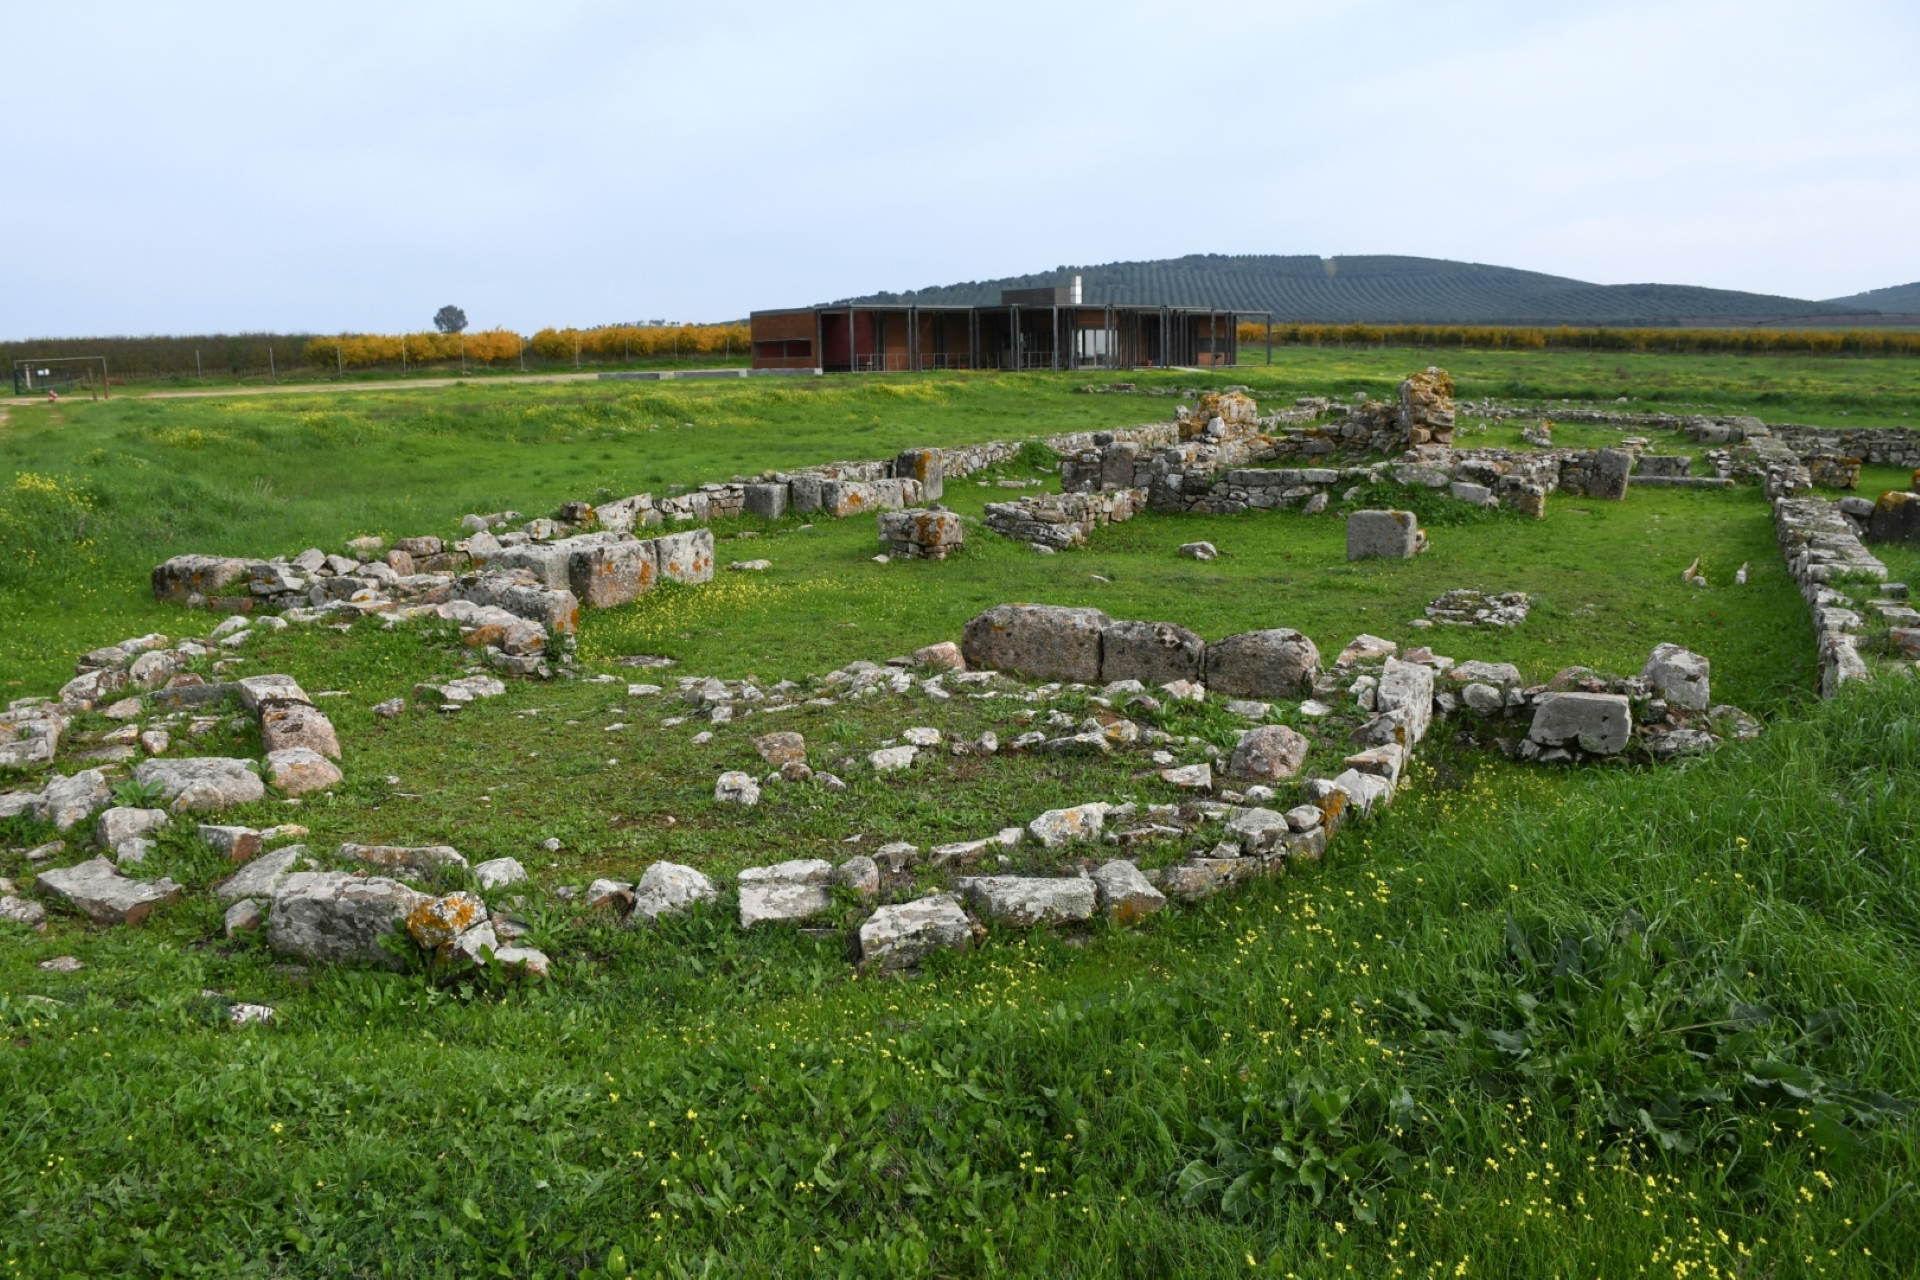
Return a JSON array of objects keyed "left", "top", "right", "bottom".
[{"left": 3, "top": 352, "right": 1918, "bottom": 1276}]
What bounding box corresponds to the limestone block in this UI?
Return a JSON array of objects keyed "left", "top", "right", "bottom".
[
  {"left": 956, "top": 876, "right": 1096, "bottom": 927},
  {"left": 894, "top": 448, "right": 945, "bottom": 502},
  {"left": 744, "top": 483, "right": 790, "bottom": 519},
  {"left": 654, "top": 529, "right": 715, "bottom": 585},
  {"left": 859, "top": 894, "right": 972, "bottom": 969},
  {"left": 962, "top": 604, "right": 1111, "bottom": 682},
  {"left": 631, "top": 862, "right": 717, "bottom": 923},
  {"left": 1228, "top": 724, "right": 1309, "bottom": 780},
  {"left": 1347, "top": 510, "right": 1419, "bottom": 560},
  {"left": 260, "top": 703, "right": 340, "bottom": 759},
  {"left": 266, "top": 748, "right": 343, "bottom": 796},
  {"left": 268, "top": 871, "right": 430, "bottom": 968},
  {"left": 1591, "top": 449, "right": 1634, "bottom": 500},
  {"left": 1528, "top": 693, "right": 1632, "bottom": 755},
  {"left": 133, "top": 758, "right": 264, "bottom": 812},
  {"left": 568, "top": 538, "right": 658, "bottom": 608},
  {"left": 34, "top": 856, "right": 183, "bottom": 926},
  {"left": 1641, "top": 643, "right": 1711, "bottom": 711},
  {"left": 1099, "top": 619, "right": 1205, "bottom": 687}
]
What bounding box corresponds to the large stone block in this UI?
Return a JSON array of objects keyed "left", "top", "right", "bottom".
[
  {"left": 1373, "top": 658, "right": 1435, "bottom": 747},
  {"left": 268, "top": 871, "right": 430, "bottom": 968},
  {"left": 152, "top": 555, "right": 262, "bottom": 603},
  {"left": 1229, "top": 724, "right": 1310, "bottom": 780},
  {"left": 260, "top": 702, "right": 340, "bottom": 758},
  {"left": 1591, "top": 449, "right": 1634, "bottom": 500},
  {"left": 743, "top": 483, "right": 790, "bottom": 519},
  {"left": 1528, "top": 693, "right": 1632, "bottom": 755},
  {"left": 859, "top": 894, "right": 972, "bottom": 969},
  {"left": 568, "top": 538, "right": 658, "bottom": 608},
  {"left": 452, "top": 572, "right": 579, "bottom": 634},
  {"left": 1867, "top": 491, "right": 1920, "bottom": 545},
  {"left": 1098, "top": 620, "right": 1206, "bottom": 687},
  {"left": 133, "top": 757, "right": 265, "bottom": 812},
  {"left": 34, "top": 856, "right": 183, "bottom": 926},
  {"left": 1346, "top": 510, "right": 1419, "bottom": 560},
  {"left": 1204, "top": 628, "right": 1320, "bottom": 697},
  {"left": 654, "top": 529, "right": 715, "bottom": 585},
  {"left": 956, "top": 876, "right": 1096, "bottom": 927},
  {"left": 1641, "top": 643, "right": 1710, "bottom": 711},
  {"left": 788, "top": 475, "right": 826, "bottom": 514},
  {"left": 894, "top": 448, "right": 945, "bottom": 502},
  {"left": 962, "top": 604, "right": 1111, "bottom": 682}
]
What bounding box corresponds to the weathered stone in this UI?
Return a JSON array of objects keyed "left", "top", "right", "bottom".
[
  {"left": 473, "top": 857, "right": 529, "bottom": 890},
  {"left": 216, "top": 844, "right": 314, "bottom": 900},
  {"left": 1229, "top": 724, "right": 1310, "bottom": 780},
  {"left": 128, "top": 650, "right": 184, "bottom": 690},
  {"left": 95, "top": 807, "right": 169, "bottom": 850},
  {"left": 585, "top": 878, "right": 635, "bottom": 912},
  {"left": 268, "top": 871, "right": 430, "bottom": 968},
  {"left": 1347, "top": 510, "right": 1419, "bottom": 560},
  {"left": 752, "top": 732, "right": 807, "bottom": 767},
  {"left": 1344, "top": 743, "right": 1406, "bottom": 784},
  {"left": 266, "top": 748, "right": 343, "bottom": 796},
  {"left": 260, "top": 703, "right": 341, "bottom": 758},
  {"left": 493, "top": 946, "right": 551, "bottom": 977},
  {"left": 1284, "top": 803, "right": 1323, "bottom": 832},
  {"left": 134, "top": 758, "right": 265, "bottom": 812},
  {"left": 37, "top": 770, "right": 112, "bottom": 831},
  {"left": 200, "top": 824, "right": 263, "bottom": 862},
  {"left": 34, "top": 856, "right": 183, "bottom": 925},
  {"left": 1590, "top": 449, "right": 1633, "bottom": 500},
  {"left": 654, "top": 529, "right": 716, "bottom": 585},
  {"left": 1330, "top": 768, "right": 1394, "bottom": 815},
  {"left": 1649, "top": 728, "right": 1719, "bottom": 758},
  {"left": 59, "top": 666, "right": 130, "bottom": 709},
  {"left": 569, "top": 539, "right": 658, "bottom": 608},
  {"left": 1028, "top": 803, "right": 1107, "bottom": 848},
  {"left": 1091, "top": 859, "right": 1166, "bottom": 923},
  {"left": 715, "top": 771, "right": 762, "bottom": 805},
  {"left": 1461, "top": 682, "right": 1504, "bottom": 714},
  {"left": 894, "top": 448, "right": 945, "bottom": 502},
  {"left": 836, "top": 855, "right": 881, "bottom": 899},
  {"left": 1867, "top": 491, "right": 1920, "bottom": 545},
  {"left": 869, "top": 745, "right": 918, "bottom": 772},
  {"left": 1528, "top": 693, "right": 1632, "bottom": 755},
  {"left": 235, "top": 674, "right": 311, "bottom": 712},
  {"left": 859, "top": 894, "right": 972, "bottom": 969},
  {"left": 340, "top": 843, "right": 468, "bottom": 877},
  {"left": 740, "top": 880, "right": 834, "bottom": 927},
  {"left": 1367, "top": 659, "right": 1435, "bottom": 747},
  {"left": 913, "top": 641, "right": 965, "bottom": 671},
  {"left": 1641, "top": 643, "right": 1711, "bottom": 711},
  {"left": 152, "top": 554, "right": 261, "bottom": 603},
  {"left": 1225, "top": 807, "right": 1291, "bottom": 854},
  {"left": 452, "top": 572, "right": 579, "bottom": 635},
  {"left": 962, "top": 604, "right": 1111, "bottom": 682},
  {"left": 405, "top": 891, "right": 489, "bottom": 951},
  {"left": 1159, "top": 763, "right": 1213, "bottom": 790},
  {"left": 0, "top": 896, "right": 47, "bottom": 928},
  {"left": 1160, "top": 857, "right": 1253, "bottom": 902},
  {"left": 1100, "top": 620, "right": 1206, "bottom": 687},
  {"left": 1205, "top": 629, "right": 1321, "bottom": 698},
  {"left": 1177, "top": 541, "right": 1218, "bottom": 561},
  {"left": 928, "top": 828, "right": 1023, "bottom": 868},
  {"left": 224, "top": 898, "right": 265, "bottom": 936},
  {"left": 1449, "top": 660, "right": 1522, "bottom": 689},
  {"left": 957, "top": 875, "right": 1097, "bottom": 926},
  {"left": 744, "top": 483, "right": 790, "bottom": 519},
  {"left": 631, "top": 862, "right": 717, "bottom": 922}
]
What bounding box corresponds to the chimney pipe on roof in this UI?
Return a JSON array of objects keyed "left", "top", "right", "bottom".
[{"left": 1071, "top": 275, "right": 1083, "bottom": 305}]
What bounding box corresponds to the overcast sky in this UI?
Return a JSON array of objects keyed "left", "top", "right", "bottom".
[{"left": 5, "top": 0, "right": 1917, "bottom": 337}]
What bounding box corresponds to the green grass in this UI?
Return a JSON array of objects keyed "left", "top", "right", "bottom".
[{"left": 3, "top": 350, "right": 1919, "bottom": 1276}]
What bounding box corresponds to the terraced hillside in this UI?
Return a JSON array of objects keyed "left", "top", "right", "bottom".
[{"left": 844, "top": 254, "right": 1871, "bottom": 326}]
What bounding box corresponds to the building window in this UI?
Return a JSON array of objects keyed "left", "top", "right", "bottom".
[{"left": 757, "top": 340, "right": 812, "bottom": 360}]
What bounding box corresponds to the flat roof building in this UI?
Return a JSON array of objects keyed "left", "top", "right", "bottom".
[{"left": 751, "top": 280, "right": 1267, "bottom": 374}]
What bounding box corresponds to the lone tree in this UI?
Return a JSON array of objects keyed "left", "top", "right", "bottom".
[{"left": 433, "top": 305, "right": 468, "bottom": 334}]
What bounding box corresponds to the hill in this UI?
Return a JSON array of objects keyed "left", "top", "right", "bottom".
[
  {"left": 1824, "top": 280, "right": 1920, "bottom": 313},
  {"left": 839, "top": 254, "right": 1873, "bottom": 326}
]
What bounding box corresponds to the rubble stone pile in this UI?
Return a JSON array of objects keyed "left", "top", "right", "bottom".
[
  {"left": 983, "top": 489, "right": 1144, "bottom": 550},
  {"left": 877, "top": 508, "right": 966, "bottom": 560}
]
